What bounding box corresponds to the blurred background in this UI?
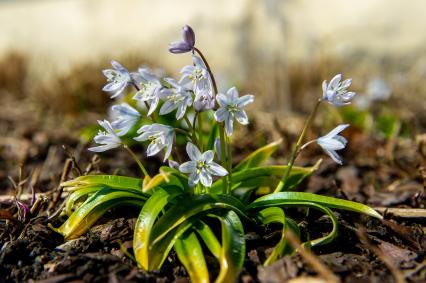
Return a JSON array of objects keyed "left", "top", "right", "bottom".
[{"left": 1, "top": 0, "right": 426, "bottom": 189}]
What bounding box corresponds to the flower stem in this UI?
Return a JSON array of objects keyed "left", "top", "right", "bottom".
[
  {"left": 226, "top": 136, "right": 233, "bottom": 192},
  {"left": 184, "top": 116, "right": 197, "bottom": 144},
  {"left": 274, "top": 99, "right": 322, "bottom": 193},
  {"left": 197, "top": 112, "right": 203, "bottom": 151},
  {"left": 123, "top": 145, "right": 150, "bottom": 179},
  {"left": 194, "top": 47, "right": 218, "bottom": 95}
]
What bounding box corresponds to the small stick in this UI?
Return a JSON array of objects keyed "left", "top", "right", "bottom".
[
  {"left": 356, "top": 228, "right": 406, "bottom": 283},
  {"left": 48, "top": 159, "right": 73, "bottom": 212},
  {"left": 373, "top": 207, "right": 426, "bottom": 218},
  {"left": 286, "top": 230, "right": 340, "bottom": 283}
]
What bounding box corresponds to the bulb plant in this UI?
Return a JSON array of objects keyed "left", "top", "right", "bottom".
[{"left": 51, "top": 25, "right": 382, "bottom": 282}]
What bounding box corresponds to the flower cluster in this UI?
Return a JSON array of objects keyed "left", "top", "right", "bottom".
[{"left": 89, "top": 25, "right": 358, "bottom": 190}]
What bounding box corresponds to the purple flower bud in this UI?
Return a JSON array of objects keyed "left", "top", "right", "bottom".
[
  {"left": 168, "top": 25, "right": 196, "bottom": 54},
  {"left": 168, "top": 160, "right": 180, "bottom": 169},
  {"left": 182, "top": 25, "right": 195, "bottom": 47}
]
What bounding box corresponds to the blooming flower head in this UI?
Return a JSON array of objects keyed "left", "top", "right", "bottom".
[
  {"left": 110, "top": 103, "right": 141, "bottom": 136},
  {"left": 179, "top": 143, "right": 228, "bottom": 187},
  {"left": 102, "top": 60, "right": 131, "bottom": 98},
  {"left": 89, "top": 120, "right": 122, "bottom": 152},
  {"left": 316, "top": 124, "right": 350, "bottom": 165},
  {"left": 132, "top": 68, "right": 163, "bottom": 115},
  {"left": 322, "top": 74, "right": 356, "bottom": 106},
  {"left": 214, "top": 87, "right": 254, "bottom": 136},
  {"left": 180, "top": 55, "right": 210, "bottom": 93},
  {"left": 159, "top": 78, "right": 193, "bottom": 120},
  {"left": 169, "top": 25, "right": 195, "bottom": 54},
  {"left": 134, "top": 123, "right": 174, "bottom": 162}
]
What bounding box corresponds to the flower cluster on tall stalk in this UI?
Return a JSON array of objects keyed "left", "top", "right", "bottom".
[{"left": 52, "top": 25, "right": 382, "bottom": 283}]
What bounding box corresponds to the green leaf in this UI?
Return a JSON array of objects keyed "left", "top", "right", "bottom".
[
  {"left": 175, "top": 230, "right": 210, "bottom": 283},
  {"left": 233, "top": 139, "right": 282, "bottom": 171},
  {"left": 211, "top": 211, "right": 245, "bottom": 283},
  {"left": 149, "top": 194, "right": 248, "bottom": 246},
  {"left": 247, "top": 192, "right": 382, "bottom": 219},
  {"left": 211, "top": 161, "right": 320, "bottom": 194},
  {"left": 52, "top": 187, "right": 147, "bottom": 239},
  {"left": 194, "top": 221, "right": 221, "bottom": 259},
  {"left": 206, "top": 121, "right": 219, "bottom": 151},
  {"left": 64, "top": 185, "right": 104, "bottom": 215},
  {"left": 133, "top": 186, "right": 183, "bottom": 270},
  {"left": 62, "top": 175, "right": 144, "bottom": 192}
]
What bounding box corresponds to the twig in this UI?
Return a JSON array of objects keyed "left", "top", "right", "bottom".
[
  {"left": 48, "top": 159, "right": 73, "bottom": 212},
  {"left": 286, "top": 230, "right": 340, "bottom": 283},
  {"left": 373, "top": 207, "right": 426, "bottom": 218},
  {"left": 356, "top": 227, "right": 406, "bottom": 283}
]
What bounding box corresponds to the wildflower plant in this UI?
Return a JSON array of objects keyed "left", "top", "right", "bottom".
[{"left": 52, "top": 25, "right": 382, "bottom": 282}]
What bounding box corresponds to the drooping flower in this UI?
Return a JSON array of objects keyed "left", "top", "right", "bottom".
[
  {"left": 193, "top": 88, "right": 215, "bottom": 112},
  {"left": 134, "top": 123, "right": 174, "bottom": 162},
  {"left": 159, "top": 78, "right": 193, "bottom": 120},
  {"left": 214, "top": 87, "right": 254, "bottom": 136},
  {"left": 322, "top": 74, "right": 356, "bottom": 106},
  {"left": 132, "top": 68, "right": 163, "bottom": 115},
  {"left": 89, "top": 120, "right": 122, "bottom": 152},
  {"left": 102, "top": 61, "right": 132, "bottom": 98},
  {"left": 169, "top": 25, "right": 195, "bottom": 54},
  {"left": 179, "top": 143, "right": 228, "bottom": 187},
  {"left": 316, "top": 124, "right": 350, "bottom": 165},
  {"left": 110, "top": 103, "right": 141, "bottom": 136}
]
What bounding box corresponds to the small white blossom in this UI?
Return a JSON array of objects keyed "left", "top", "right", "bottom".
[
  {"left": 179, "top": 143, "right": 228, "bottom": 187},
  {"left": 316, "top": 124, "right": 350, "bottom": 165},
  {"left": 110, "top": 103, "right": 141, "bottom": 136},
  {"left": 322, "top": 74, "right": 356, "bottom": 106},
  {"left": 89, "top": 120, "right": 122, "bottom": 152},
  {"left": 159, "top": 78, "right": 193, "bottom": 120},
  {"left": 214, "top": 87, "right": 254, "bottom": 136},
  {"left": 134, "top": 123, "right": 174, "bottom": 162},
  {"left": 102, "top": 61, "right": 131, "bottom": 98},
  {"left": 132, "top": 68, "right": 163, "bottom": 115},
  {"left": 180, "top": 55, "right": 210, "bottom": 93}
]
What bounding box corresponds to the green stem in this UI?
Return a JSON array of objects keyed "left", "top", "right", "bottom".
[
  {"left": 274, "top": 99, "right": 322, "bottom": 193},
  {"left": 197, "top": 112, "right": 203, "bottom": 151},
  {"left": 123, "top": 145, "right": 150, "bottom": 179},
  {"left": 226, "top": 136, "right": 233, "bottom": 192},
  {"left": 184, "top": 116, "right": 197, "bottom": 144},
  {"left": 219, "top": 125, "right": 228, "bottom": 194}
]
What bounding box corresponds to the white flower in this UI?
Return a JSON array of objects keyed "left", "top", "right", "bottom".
[
  {"left": 159, "top": 78, "right": 193, "bottom": 120},
  {"left": 214, "top": 87, "right": 254, "bottom": 136},
  {"left": 322, "top": 74, "right": 356, "bottom": 106},
  {"left": 134, "top": 123, "right": 174, "bottom": 162},
  {"left": 102, "top": 60, "right": 131, "bottom": 98},
  {"left": 316, "top": 124, "right": 350, "bottom": 165},
  {"left": 367, "top": 78, "right": 391, "bottom": 101},
  {"left": 179, "top": 143, "right": 228, "bottom": 187},
  {"left": 179, "top": 55, "right": 210, "bottom": 93},
  {"left": 132, "top": 68, "right": 163, "bottom": 115},
  {"left": 88, "top": 120, "right": 122, "bottom": 152},
  {"left": 110, "top": 103, "right": 141, "bottom": 136}
]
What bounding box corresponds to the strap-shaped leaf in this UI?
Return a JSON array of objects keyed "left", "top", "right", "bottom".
[
  {"left": 247, "top": 192, "right": 382, "bottom": 219},
  {"left": 233, "top": 140, "right": 282, "bottom": 171},
  {"left": 175, "top": 230, "right": 210, "bottom": 283},
  {"left": 211, "top": 211, "right": 245, "bottom": 283},
  {"left": 51, "top": 188, "right": 147, "bottom": 239},
  {"left": 194, "top": 221, "right": 221, "bottom": 259},
  {"left": 149, "top": 194, "right": 248, "bottom": 246},
  {"left": 133, "top": 186, "right": 183, "bottom": 270},
  {"left": 62, "top": 175, "right": 144, "bottom": 192},
  {"left": 65, "top": 185, "right": 104, "bottom": 215},
  {"left": 211, "top": 162, "right": 320, "bottom": 194}
]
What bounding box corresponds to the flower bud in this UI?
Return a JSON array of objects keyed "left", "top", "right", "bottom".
[
  {"left": 193, "top": 89, "right": 215, "bottom": 112},
  {"left": 168, "top": 25, "right": 196, "bottom": 54}
]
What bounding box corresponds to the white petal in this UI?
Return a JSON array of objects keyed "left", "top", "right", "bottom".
[
  {"left": 188, "top": 171, "right": 200, "bottom": 187},
  {"left": 148, "top": 97, "right": 159, "bottom": 116},
  {"left": 179, "top": 161, "right": 197, "bottom": 173},
  {"left": 323, "top": 124, "right": 350, "bottom": 139},
  {"left": 159, "top": 101, "right": 176, "bottom": 115},
  {"left": 186, "top": 143, "right": 202, "bottom": 161},
  {"left": 227, "top": 87, "right": 239, "bottom": 102},
  {"left": 216, "top": 93, "right": 228, "bottom": 107},
  {"left": 322, "top": 80, "right": 328, "bottom": 95},
  {"left": 103, "top": 82, "right": 121, "bottom": 92},
  {"left": 214, "top": 107, "right": 227, "bottom": 122},
  {"left": 147, "top": 142, "right": 164, "bottom": 157},
  {"left": 317, "top": 137, "right": 345, "bottom": 150},
  {"left": 329, "top": 74, "right": 342, "bottom": 89},
  {"left": 235, "top": 110, "right": 249, "bottom": 125},
  {"left": 237, "top": 95, "right": 254, "bottom": 107},
  {"left": 323, "top": 149, "right": 343, "bottom": 165},
  {"left": 202, "top": 150, "right": 214, "bottom": 163},
  {"left": 88, "top": 144, "right": 118, "bottom": 152},
  {"left": 207, "top": 162, "right": 228, "bottom": 176},
  {"left": 200, "top": 170, "right": 212, "bottom": 187},
  {"left": 224, "top": 114, "right": 234, "bottom": 136}
]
